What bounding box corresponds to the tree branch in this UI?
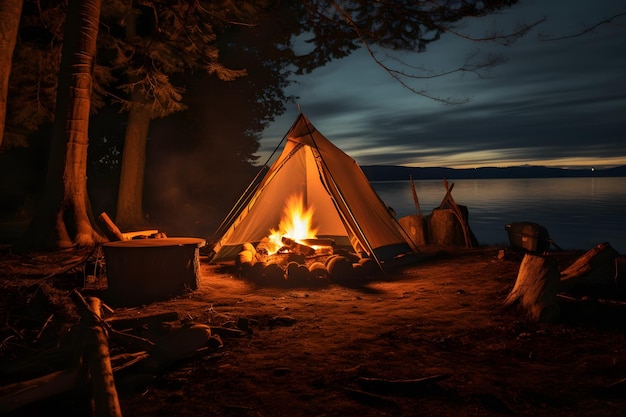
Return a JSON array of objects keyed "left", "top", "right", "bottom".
[
  {"left": 446, "top": 18, "right": 545, "bottom": 46},
  {"left": 328, "top": 1, "right": 520, "bottom": 104},
  {"left": 540, "top": 12, "right": 626, "bottom": 41}
]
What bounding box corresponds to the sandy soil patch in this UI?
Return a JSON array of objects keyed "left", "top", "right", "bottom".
[{"left": 1, "top": 246, "right": 625, "bottom": 416}]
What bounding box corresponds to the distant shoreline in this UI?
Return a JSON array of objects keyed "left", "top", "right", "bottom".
[{"left": 361, "top": 165, "right": 626, "bottom": 182}]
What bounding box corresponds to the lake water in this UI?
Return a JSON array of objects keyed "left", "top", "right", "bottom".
[{"left": 372, "top": 177, "right": 626, "bottom": 254}]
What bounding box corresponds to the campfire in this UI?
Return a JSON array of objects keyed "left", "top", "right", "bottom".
[
  {"left": 255, "top": 194, "right": 333, "bottom": 258},
  {"left": 235, "top": 194, "right": 377, "bottom": 286}
]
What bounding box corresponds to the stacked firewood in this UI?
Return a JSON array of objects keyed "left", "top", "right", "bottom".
[{"left": 235, "top": 241, "right": 380, "bottom": 287}]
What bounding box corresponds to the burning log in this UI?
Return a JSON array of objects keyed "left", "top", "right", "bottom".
[
  {"left": 280, "top": 237, "right": 316, "bottom": 256},
  {"left": 300, "top": 238, "right": 335, "bottom": 249}
]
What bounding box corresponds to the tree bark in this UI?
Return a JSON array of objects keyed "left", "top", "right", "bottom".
[
  {"left": 0, "top": 0, "right": 23, "bottom": 148},
  {"left": 427, "top": 208, "right": 466, "bottom": 246},
  {"left": 115, "top": 8, "right": 152, "bottom": 230},
  {"left": 22, "top": 0, "right": 104, "bottom": 249},
  {"left": 115, "top": 105, "right": 151, "bottom": 229},
  {"left": 505, "top": 253, "right": 560, "bottom": 322},
  {"left": 398, "top": 214, "right": 426, "bottom": 247}
]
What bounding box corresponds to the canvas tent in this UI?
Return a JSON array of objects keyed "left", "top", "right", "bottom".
[{"left": 210, "top": 113, "right": 418, "bottom": 268}]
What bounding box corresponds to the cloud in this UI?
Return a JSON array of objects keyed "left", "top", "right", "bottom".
[{"left": 260, "top": 0, "right": 626, "bottom": 169}]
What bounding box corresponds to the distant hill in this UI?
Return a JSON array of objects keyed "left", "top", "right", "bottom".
[{"left": 361, "top": 165, "right": 626, "bottom": 181}]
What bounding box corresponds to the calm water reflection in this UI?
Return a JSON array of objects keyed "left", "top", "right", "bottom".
[{"left": 373, "top": 177, "right": 626, "bottom": 253}]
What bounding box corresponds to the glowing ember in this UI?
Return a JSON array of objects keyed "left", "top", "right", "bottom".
[{"left": 267, "top": 194, "right": 318, "bottom": 255}]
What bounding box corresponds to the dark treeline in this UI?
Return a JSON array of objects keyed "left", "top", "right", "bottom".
[{"left": 362, "top": 165, "right": 626, "bottom": 181}]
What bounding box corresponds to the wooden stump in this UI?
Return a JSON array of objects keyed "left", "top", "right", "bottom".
[
  {"left": 505, "top": 253, "right": 560, "bottom": 322},
  {"left": 431, "top": 180, "right": 477, "bottom": 248},
  {"left": 103, "top": 238, "right": 205, "bottom": 306},
  {"left": 427, "top": 208, "right": 466, "bottom": 246},
  {"left": 398, "top": 214, "right": 427, "bottom": 247},
  {"left": 559, "top": 242, "right": 620, "bottom": 297}
]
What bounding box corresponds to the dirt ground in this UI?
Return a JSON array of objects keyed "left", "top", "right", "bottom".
[{"left": 1, "top": 245, "right": 626, "bottom": 417}]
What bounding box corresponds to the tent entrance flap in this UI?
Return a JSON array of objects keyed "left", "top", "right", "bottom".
[{"left": 210, "top": 113, "right": 417, "bottom": 266}]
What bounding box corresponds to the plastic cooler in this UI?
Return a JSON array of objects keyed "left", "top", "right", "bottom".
[{"left": 504, "top": 222, "right": 550, "bottom": 252}]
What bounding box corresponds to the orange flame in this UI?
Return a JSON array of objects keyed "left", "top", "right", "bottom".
[{"left": 267, "top": 194, "right": 318, "bottom": 254}]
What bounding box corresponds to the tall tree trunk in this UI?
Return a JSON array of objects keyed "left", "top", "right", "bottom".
[
  {"left": 22, "top": 0, "right": 103, "bottom": 249},
  {"left": 0, "top": 0, "right": 23, "bottom": 149},
  {"left": 115, "top": 105, "right": 150, "bottom": 230},
  {"left": 115, "top": 7, "right": 152, "bottom": 230}
]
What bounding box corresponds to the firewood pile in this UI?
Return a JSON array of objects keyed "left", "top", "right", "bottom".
[
  {"left": 0, "top": 248, "right": 248, "bottom": 416},
  {"left": 234, "top": 238, "right": 381, "bottom": 287}
]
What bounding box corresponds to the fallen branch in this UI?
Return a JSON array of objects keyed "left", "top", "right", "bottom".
[
  {"left": 556, "top": 293, "right": 626, "bottom": 308},
  {"left": 409, "top": 174, "right": 423, "bottom": 219},
  {"left": 356, "top": 374, "right": 450, "bottom": 396},
  {"left": 342, "top": 386, "right": 397, "bottom": 407},
  {"left": 106, "top": 312, "right": 180, "bottom": 332},
  {"left": 35, "top": 313, "right": 54, "bottom": 342},
  {"left": 209, "top": 326, "right": 248, "bottom": 338},
  {"left": 71, "top": 291, "right": 123, "bottom": 417},
  {"left": 604, "top": 377, "right": 626, "bottom": 396},
  {"left": 110, "top": 351, "right": 151, "bottom": 373},
  {"left": 440, "top": 179, "right": 474, "bottom": 248},
  {"left": 0, "top": 368, "right": 80, "bottom": 414},
  {"left": 109, "top": 329, "right": 155, "bottom": 352}
]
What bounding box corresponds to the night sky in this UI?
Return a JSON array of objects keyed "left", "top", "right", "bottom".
[{"left": 259, "top": 0, "right": 626, "bottom": 169}]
